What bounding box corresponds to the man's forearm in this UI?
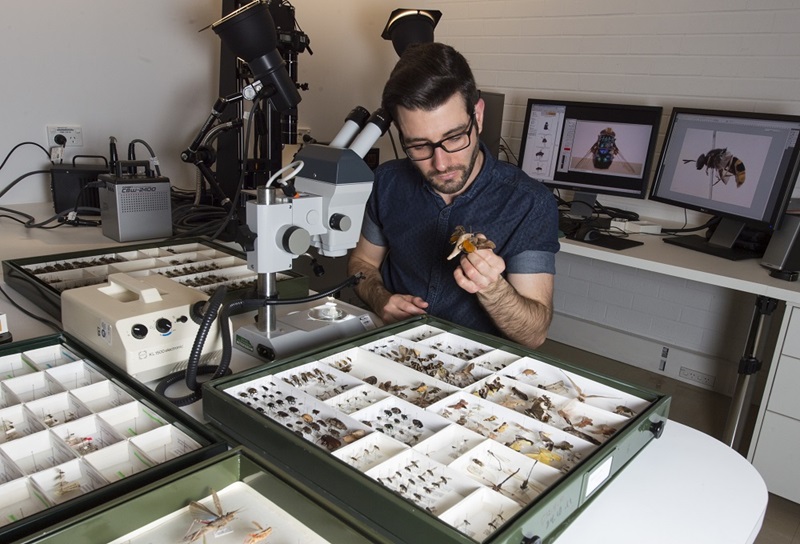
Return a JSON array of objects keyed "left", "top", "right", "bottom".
[
  {"left": 348, "top": 257, "right": 391, "bottom": 315},
  {"left": 476, "top": 277, "right": 552, "bottom": 348}
]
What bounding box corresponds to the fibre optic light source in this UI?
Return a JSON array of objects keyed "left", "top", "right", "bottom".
[
  {"left": 381, "top": 9, "right": 442, "bottom": 57},
  {"left": 212, "top": 0, "right": 301, "bottom": 112}
]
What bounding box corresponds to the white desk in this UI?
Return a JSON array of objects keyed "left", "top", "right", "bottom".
[
  {"left": 560, "top": 421, "right": 767, "bottom": 544},
  {"left": 559, "top": 233, "right": 800, "bottom": 305},
  {"left": 559, "top": 233, "right": 800, "bottom": 448},
  {"left": 0, "top": 203, "right": 768, "bottom": 543}
]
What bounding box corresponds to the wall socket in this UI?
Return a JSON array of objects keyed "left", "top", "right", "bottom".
[
  {"left": 678, "top": 366, "right": 716, "bottom": 387},
  {"left": 46, "top": 125, "right": 83, "bottom": 147},
  {"left": 297, "top": 126, "right": 312, "bottom": 141}
]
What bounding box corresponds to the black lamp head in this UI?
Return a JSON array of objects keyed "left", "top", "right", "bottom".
[
  {"left": 212, "top": 0, "right": 301, "bottom": 112},
  {"left": 381, "top": 9, "right": 442, "bottom": 57}
]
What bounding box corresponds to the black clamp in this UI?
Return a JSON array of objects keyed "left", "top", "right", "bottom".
[{"left": 738, "top": 355, "right": 762, "bottom": 376}]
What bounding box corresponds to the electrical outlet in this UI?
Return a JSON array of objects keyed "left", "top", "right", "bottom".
[
  {"left": 298, "top": 126, "right": 312, "bottom": 139},
  {"left": 46, "top": 125, "right": 83, "bottom": 147},
  {"left": 678, "top": 366, "right": 716, "bottom": 387}
]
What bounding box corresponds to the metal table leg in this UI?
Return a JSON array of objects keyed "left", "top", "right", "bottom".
[{"left": 722, "top": 295, "right": 777, "bottom": 449}]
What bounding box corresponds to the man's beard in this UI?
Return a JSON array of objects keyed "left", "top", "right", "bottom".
[{"left": 423, "top": 144, "right": 480, "bottom": 195}]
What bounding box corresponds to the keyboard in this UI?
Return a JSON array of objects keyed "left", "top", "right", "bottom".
[{"left": 583, "top": 233, "right": 644, "bottom": 250}]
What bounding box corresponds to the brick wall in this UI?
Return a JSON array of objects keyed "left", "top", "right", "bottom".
[{"left": 409, "top": 0, "right": 800, "bottom": 389}]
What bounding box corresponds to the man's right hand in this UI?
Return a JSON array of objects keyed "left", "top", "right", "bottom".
[{"left": 380, "top": 294, "right": 429, "bottom": 324}]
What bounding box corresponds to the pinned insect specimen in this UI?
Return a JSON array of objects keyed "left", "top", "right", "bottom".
[
  {"left": 2, "top": 419, "right": 17, "bottom": 441},
  {"left": 447, "top": 225, "right": 496, "bottom": 260},
  {"left": 562, "top": 371, "right": 617, "bottom": 404},
  {"left": 54, "top": 469, "right": 81, "bottom": 496},
  {"left": 43, "top": 413, "right": 60, "bottom": 427},
  {"left": 510, "top": 386, "right": 529, "bottom": 401},
  {"left": 330, "top": 358, "right": 353, "bottom": 373},
  {"left": 563, "top": 425, "right": 601, "bottom": 446},
  {"left": 451, "top": 362, "right": 478, "bottom": 387},
  {"left": 488, "top": 468, "right": 520, "bottom": 493},
  {"left": 507, "top": 436, "right": 533, "bottom": 452},
  {"left": 183, "top": 489, "right": 239, "bottom": 543},
  {"left": 319, "top": 434, "right": 342, "bottom": 451},
  {"left": 538, "top": 380, "right": 569, "bottom": 396},
  {"left": 526, "top": 395, "right": 553, "bottom": 423},
  {"left": 474, "top": 376, "right": 503, "bottom": 399},
  {"left": 614, "top": 405, "right": 636, "bottom": 418},
  {"left": 526, "top": 448, "right": 562, "bottom": 465},
  {"left": 244, "top": 521, "right": 273, "bottom": 544},
  {"left": 594, "top": 424, "right": 618, "bottom": 437},
  {"left": 488, "top": 510, "right": 506, "bottom": 531},
  {"left": 342, "top": 429, "right": 367, "bottom": 443},
  {"left": 77, "top": 437, "right": 98, "bottom": 453},
  {"left": 519, "top": 461, "right": 538, "bottom": 491}
]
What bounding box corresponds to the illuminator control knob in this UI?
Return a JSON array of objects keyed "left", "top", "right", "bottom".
[
  {"left": 131, "top": 324, "right": 148, "bottom": 339},
  {"left": 155, "top": 318, "right": 172, "bottom": 334}
]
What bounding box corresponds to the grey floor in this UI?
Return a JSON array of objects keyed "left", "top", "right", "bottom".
[{"left": 537, "top": 339, "right": 800, "bottom": 543}]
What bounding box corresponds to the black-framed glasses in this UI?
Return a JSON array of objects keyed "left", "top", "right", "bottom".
[{"left": 401, "top": 115, "right": 475, "bottom": 161}]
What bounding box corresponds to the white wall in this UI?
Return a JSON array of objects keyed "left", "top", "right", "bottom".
[{"left": 0, "top": 0, "right": 220, "bottom": 205}]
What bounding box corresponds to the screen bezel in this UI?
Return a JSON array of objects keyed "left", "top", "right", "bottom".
[
  {"left": 649, "top": 107, "right": 800, "bottom": 230},
  {"left": 518, "top": 98, "right": 663, "bottom": 200}
]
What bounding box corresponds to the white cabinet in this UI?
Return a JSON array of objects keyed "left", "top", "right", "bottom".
[{"left": 749, "top": 305, "right": 800, "bottom": 503}]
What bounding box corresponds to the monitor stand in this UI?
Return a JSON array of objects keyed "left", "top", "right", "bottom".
[
  {"left": 566, "top": 192, "right": 597, "bottom": 219},
  {"left": 662, "top": 217, "right": 762, "bottom": 261}
]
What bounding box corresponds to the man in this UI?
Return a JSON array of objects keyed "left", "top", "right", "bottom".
[{"left": 348, "top": 43, "right": 559, "bottom": 349}]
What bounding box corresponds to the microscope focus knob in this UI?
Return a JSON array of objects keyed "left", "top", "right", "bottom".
[
  {"left": 329, "top": 213, "right": 351, "bottom": 231},
  {"left": 280, "top": 225, "right": 311, "bottom": 255},
  {"left": 155, "top": 318, "right": 172, "bottom": 334}
]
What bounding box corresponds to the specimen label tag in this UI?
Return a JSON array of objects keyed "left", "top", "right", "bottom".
[{"left": 585, "top": 454, "right": 613, "bottom": 498}]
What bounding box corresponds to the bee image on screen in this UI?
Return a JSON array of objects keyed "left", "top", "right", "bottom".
[
  {"left": 649, "top": 108, "right": 800, "bottom": 260},
  {"left": 518, "top": 98, "right": 662, "bottom": 218}
]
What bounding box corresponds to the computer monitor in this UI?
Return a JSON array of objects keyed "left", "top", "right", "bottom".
[
  {"left": 479, "top": 90, "right": 505, "bottom": 158},
  {"left": 649, "top": 108, "right": 800, "bottom": 260},
  {"left": 519, "top": 98, "right": 662, "bottom": 218}
]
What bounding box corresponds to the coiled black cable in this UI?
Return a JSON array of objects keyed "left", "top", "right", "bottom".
[
  {"left": 156, "top": 285, "right": 231, "bottom": 406},
  {"left": 157, "top": 273, "right": 363, "bottom": 406}
]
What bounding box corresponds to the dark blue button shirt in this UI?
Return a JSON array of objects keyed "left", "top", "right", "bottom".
[{"left": 361, "top": 143, "right": 560, "bottom": 336}]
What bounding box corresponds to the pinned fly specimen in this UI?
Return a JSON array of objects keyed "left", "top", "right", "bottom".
[{"left": 447, "top": 225, "right": 496, "bottom": 260}]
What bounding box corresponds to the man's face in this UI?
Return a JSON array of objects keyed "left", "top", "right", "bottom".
[{"left": 396, "top": 94, "right": 485, "bottom": 199}]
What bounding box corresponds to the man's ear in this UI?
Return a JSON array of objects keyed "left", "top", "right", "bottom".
[{"left": 475, "top": 97, "right": 486, "bottom": 135}]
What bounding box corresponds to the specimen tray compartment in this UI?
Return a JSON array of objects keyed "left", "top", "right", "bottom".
[
  {"left": 18, "top": 447, "right": 381, "bottom": 544},
  {"left": 0, "top": 335, "right": 224, "bottom": 543},
  {"left": 2, "top": 238, "right": 308, "bottom": 320},
  {"left": 203, "top": 316, "right": 670, "bottom": 543}
]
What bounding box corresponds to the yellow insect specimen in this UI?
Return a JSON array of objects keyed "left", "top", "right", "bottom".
[{"left": 447, "top": 225, "right": 496, "bottom": 260}]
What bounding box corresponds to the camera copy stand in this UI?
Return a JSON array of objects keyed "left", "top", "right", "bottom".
[{"left": 722, "top": 295, "right": 778, "bottom": 449}]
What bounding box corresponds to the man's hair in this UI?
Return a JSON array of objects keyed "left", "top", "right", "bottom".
[{"left": 381, "top": 42, "right": 479, "bottom": 121}]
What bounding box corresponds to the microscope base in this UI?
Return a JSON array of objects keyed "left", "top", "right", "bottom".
[{"left": 234, "top": 300, "right": 378, "bottom": 362}]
